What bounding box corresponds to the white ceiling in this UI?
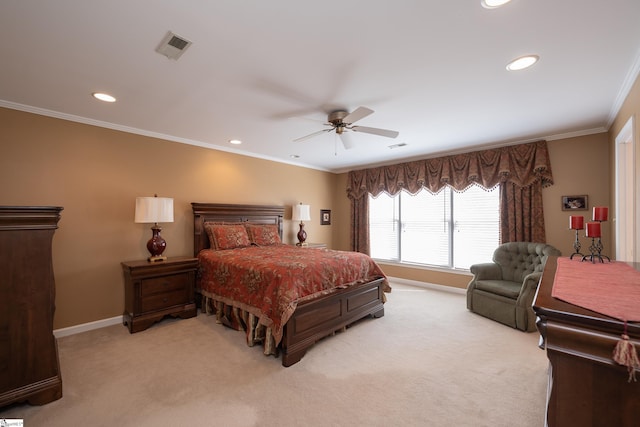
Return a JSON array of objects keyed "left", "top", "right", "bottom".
[{"left": 2, "top": 1, "right": 640, "bottom": 173}]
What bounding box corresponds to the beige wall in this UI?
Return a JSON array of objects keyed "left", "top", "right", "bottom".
[
  {"left": 544, "top": 133, "right": 611, "bottom": 257},
  {"left": 3, "top": 69, "right": 637, "bottom": 327},
  {"left": 1, "top": 107, "right": 340, "bottom": 329}
]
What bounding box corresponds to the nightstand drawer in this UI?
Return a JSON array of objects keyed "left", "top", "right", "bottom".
[
  {"left": 141, "top": 273, "right": 189, "bottom": 296},
  {"left": 141, "top": 289, "right": 188, "bottom": 312}
]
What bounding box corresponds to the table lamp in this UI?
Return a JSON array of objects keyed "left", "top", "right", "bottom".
[{"left": 135, "top": 195, "right": 174, "bottom": 262}]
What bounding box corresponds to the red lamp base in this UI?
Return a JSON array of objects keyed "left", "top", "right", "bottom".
[
  {"left": 296, "top": 222, "right": 307, "bottom": 246},
  {"left": 147, "top": 224, "right": 167, "bottom": 262}
]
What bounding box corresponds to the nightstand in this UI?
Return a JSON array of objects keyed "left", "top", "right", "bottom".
[{"left": 122, "top": 256, "right": 198, "bottom": 333}]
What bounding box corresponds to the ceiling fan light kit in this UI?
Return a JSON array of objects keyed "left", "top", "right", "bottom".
[
  {"left": 328, "top": 110, "right": 350, "bottom": 134},
  {"left": 294, "top": 106, "right": 399, "bottom": 150}
]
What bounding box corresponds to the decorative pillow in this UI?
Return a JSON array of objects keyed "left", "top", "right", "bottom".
[
  {"left": 245, "top": 223, "right": 281, "bottom": 246},
  {"left": 204, "top": 223, "right": 251, "bottom": 250},
  {"left": 203, "top": 222, "right": 223, "bottom": 249}
]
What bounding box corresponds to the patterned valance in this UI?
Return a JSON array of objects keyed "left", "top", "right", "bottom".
[{"left": 347, "top": 140, "right": 553, "bottom": 199}]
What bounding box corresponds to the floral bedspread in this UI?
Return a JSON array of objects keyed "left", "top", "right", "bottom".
[{"left": 197, "top": 244, "right": 389, "bottom": 345}]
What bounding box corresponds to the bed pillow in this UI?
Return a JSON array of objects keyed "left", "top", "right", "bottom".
[
  {"left": 245, "top": 223, "right": 282, "bottom": 246},
  {"left": 203, "top": 222, "right": 224, "bottom": 249},
  {"left": 204, "top": 223, "right": 251, "bottom": 250}
]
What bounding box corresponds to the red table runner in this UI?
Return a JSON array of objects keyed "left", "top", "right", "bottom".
[{"left": 552, "top": 257, "right": 640, "bottom": 322}]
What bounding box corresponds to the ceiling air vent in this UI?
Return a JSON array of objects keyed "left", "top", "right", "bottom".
[{"left": 155, "top": 31, "right": 192, "bottom": 60}]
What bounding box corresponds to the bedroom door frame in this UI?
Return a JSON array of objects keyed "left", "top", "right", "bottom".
[{"left": 614, "top": 116, "right": 636, "bottom": 262}]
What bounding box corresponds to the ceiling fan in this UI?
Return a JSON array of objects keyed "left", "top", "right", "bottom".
[{"left": 293, "top": 106, "right": 399, "bottom": 149}]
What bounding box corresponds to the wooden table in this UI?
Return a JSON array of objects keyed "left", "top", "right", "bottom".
[{"left": 533, "top": 256, "right": 640, "bottom": 427}]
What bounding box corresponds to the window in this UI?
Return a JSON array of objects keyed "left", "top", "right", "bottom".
[{"left": 369, "top": 185, "right": 499, "bottom": 270}]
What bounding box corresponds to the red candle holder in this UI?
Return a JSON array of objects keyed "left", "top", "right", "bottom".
[
  {"left": 568, "top": 215, "right": 585, "bottom": 259},
  {"left": 585, "top": 221, "right": 600, "bottom": 238},
  {"left": 592, "top": 206, "right": 608, "bottom": 221},
  {"left": 582, "top": 215, "right": 610, "bottom": 263}
]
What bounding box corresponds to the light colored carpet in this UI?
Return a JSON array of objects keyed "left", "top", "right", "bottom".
[{"left": 0, "top": 283, "right": 548, "bottom": 426}]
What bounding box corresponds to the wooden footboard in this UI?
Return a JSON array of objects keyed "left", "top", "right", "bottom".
[{"left": 281, "top": 276, "right": 386, "bottom": 367}]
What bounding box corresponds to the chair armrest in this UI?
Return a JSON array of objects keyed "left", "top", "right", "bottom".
[
  {"left": 516, "top": 271, "right": 543, "bottom": 306},
  {"left": 469, "top": 263, "right": 502, "bottom": 280}
]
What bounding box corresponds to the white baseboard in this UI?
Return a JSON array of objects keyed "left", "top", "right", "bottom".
[
  {"left": 54, "top": 315, "right": 124, "bottom": 338},
  {"left": 52, "top": 278, "right": 465, "bottom": 338},
  {"left": 387, "top": 276, "right": 466, "bottom": 295}
]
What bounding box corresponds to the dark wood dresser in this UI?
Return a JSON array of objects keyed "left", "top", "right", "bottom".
[
  {"left": 0, "top": 206, "right": 63, "bottom": 407},
  {"left": 122, "top": 257, "right": 198, "bottom": 333},
  {"left": 533, "top": 256, "right": 640, "bottom": 427}
]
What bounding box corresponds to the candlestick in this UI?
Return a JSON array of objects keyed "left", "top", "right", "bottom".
[
  {"left": 569, "top": 229, "right": 584, "bottom": 260},
  {"left": 582, "top": 236, "right": 599, "bottom": 263},
  {"left": 582, "top": 221, "right": 610, "bottom": 263},
  {"left": 568, "top": 216, "right": 585, "bottom": 259}
]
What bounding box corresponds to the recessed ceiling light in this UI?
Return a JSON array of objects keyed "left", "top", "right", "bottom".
[
  {"left": 229, "top": 139, "right": 242, "bottom": 145},
  {"left": 481, "top": 0, "right": 512, "bottom": 9},
  {"left": 506, "top": 55, "right": 539, "bottom": 71},
  {"left": 290, "top": 154, "right": 300, "bottom": 159},
  {"left": 92, "top": 92, "right": 116, "bottom": 103}
]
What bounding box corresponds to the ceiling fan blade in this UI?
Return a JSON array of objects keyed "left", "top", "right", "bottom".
[
  {"left": 352, "top": 126, "right": 399, "bottom": 139},
  {"left": 339, "top": 132, "right": 356, "bottom": 150},
  {"left": 343, "top": 106, "right": 374, "bottom": 124},
  {"left": 293, "top": 128, "right": 333, "bottom": 142}
]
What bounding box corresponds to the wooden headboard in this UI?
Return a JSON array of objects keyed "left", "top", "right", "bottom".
[{"left": 191, "top": 203, "right": 285, "bottom": 256}]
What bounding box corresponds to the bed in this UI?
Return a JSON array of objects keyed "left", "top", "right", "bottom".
[{"left": 192, "top": 202, "right": 390, "bottom": 366}]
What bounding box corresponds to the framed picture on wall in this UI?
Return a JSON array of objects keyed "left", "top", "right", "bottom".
[
  {"left": 561, "top": 195, "right": 588, "bottom": 211},
  {"left": 320, "top": 209, "right": 331, "bottom": 225}
]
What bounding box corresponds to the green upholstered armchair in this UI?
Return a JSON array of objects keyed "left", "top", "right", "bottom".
[{"left": 466, "top": 242, "right": 561, "bottom": 332}]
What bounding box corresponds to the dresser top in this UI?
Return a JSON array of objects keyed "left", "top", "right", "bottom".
[{"left": 0, "top": 206, "right": 63, "bottom": 230}]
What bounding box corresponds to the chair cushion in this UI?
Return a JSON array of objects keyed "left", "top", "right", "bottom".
[{"left": 474, "top": 279, "right": 522, "bottom": 299}]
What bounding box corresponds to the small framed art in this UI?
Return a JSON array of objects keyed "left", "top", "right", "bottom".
[
  {"left": 320, "top": 209, "right": 331, "bottom": 225},
  {"left": 561, "top": 195, "right": 588, "bottom": 211}
]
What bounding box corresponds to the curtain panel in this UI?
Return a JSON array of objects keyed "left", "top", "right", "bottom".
[
  {"left": 500, "top": 182, "right": 546, "bottom": 243},
  {"left": 350, "top": 192, "right": 370, "bottom": 254},
  {"left": 346, "top": 140, "right": 554, "bottom": 252}
]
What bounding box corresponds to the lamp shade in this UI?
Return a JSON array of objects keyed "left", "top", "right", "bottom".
[
  {"left": 135, "top": 197, "right": 174, "bottom": 223},
  {"left": 292, "top": 204, "right": 311, "bottom": 222}
]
